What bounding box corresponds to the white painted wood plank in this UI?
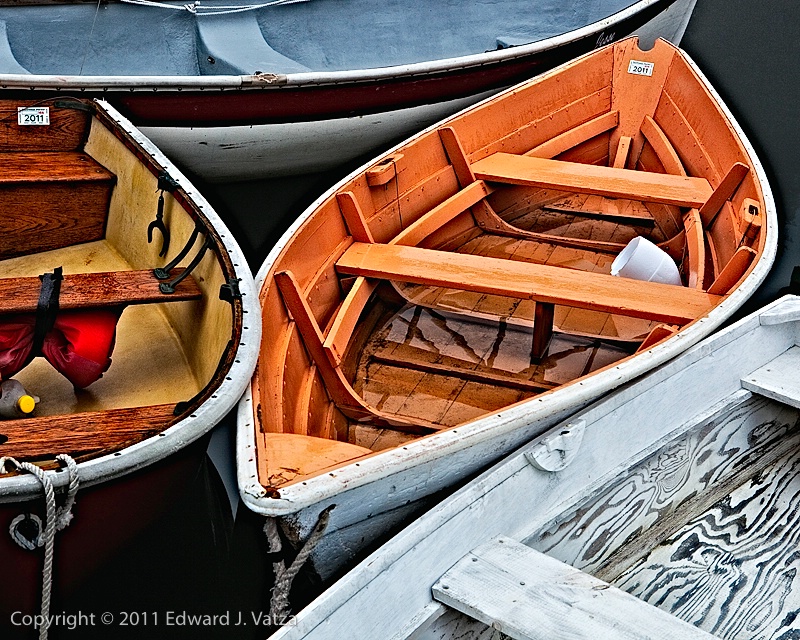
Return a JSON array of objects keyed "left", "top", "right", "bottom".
[
  {"left": 527, "top": 394, "right": 800, "bottom": 579},
  {"left": 758, "top": 296, "right": 800, "bottom": 325},
  {"left": 433, "top": 537, "right": 715, "bottom": 640},
  {"left": 741, "top": 346, "right": 800, "bottom": 409}
]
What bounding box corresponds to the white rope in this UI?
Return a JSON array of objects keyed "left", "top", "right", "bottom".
[
  {"left": 264, "top": 504, "right": 334, "bottom": 621},
  {"left": 119, "top": 0, "right": 309, "bottom": 16},
  {"left": 0, "top": 455, "right": 80, "bottom": 640}
]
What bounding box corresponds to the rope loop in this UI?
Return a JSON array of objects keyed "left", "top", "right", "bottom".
[{"left": 0, "top": 454, "right": 80, "bottom": 640}]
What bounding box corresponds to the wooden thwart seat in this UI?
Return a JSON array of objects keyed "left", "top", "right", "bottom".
[
  {"left": 336, "top": 242, "right": 722, "bottom": 326},
  {"left": 433, "top": 537, "right": 716, "bottom": 640},
  {"left": 0, "top": 404, "right": 176, "bottom": 460},
  {"left": 0, "top": 269, "right": 201, "bottom": 314},
  {"left": 471, "top": 152, "right": 713, "bottom": 208},
  {"left": 741, "top": 346, "right": 800, "bottom": 410},
  {"left": 0, "top": 151, "right": 116, "bottom": 260}
]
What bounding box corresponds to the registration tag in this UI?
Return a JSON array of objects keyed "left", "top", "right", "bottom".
[
  {"left": 18, "top": 107, "right": 50, "bottom": 126},
  {"left": 627, "top": 60, "right": 654, "bottom": 76}
]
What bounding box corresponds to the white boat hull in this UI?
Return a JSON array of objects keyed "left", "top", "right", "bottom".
[
  {"left": 271, "top": 295, "right": 800, "bottom": 640},
  {"left": 144, "top": 0, "right": 697, "bottom": 182}
]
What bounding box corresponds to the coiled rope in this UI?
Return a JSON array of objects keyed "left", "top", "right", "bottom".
[{"left": 0, "top": 455, "right": 80, "bottom": 640}]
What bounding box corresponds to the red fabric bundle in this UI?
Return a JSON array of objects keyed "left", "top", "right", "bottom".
[{"left": 0, "top": 308, "right": 122, "bottom": 388}]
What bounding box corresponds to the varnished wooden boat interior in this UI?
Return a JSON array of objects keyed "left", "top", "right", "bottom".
[
  {"left": 0, "top": 98, "right": 243, "bottom": 465},
  {"left": 253, "top": 38, "right": 771, "bottom": 493}
]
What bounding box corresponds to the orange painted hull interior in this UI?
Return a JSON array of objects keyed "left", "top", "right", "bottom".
[{"left": 253, "top": 38, "right": 770, "bottom": 491}]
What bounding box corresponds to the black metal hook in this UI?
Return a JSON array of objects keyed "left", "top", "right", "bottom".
[
  {"left": 147, "top": 192, "right": 170, "bottom": 258},
  {"left": 147, "top": 172, "right": 180, "bottom": 258}
]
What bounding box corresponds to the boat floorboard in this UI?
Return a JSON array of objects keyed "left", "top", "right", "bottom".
[
  {"left": 614, "top": 443, "right": 800, "bottom": 640},
  {"left": 352, "top": 191, "right": 673, "bottom": 428}
]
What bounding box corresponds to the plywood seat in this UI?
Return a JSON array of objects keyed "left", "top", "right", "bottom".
[
  {"left": 0, "top": 269, "right": 202, "bottom": 315},
  {"left": 336, "top": 242, "right": 722, "bottom": 325},
  {"left": 471, "top": 152, "right": 713, "bottom": 208},
  {"left": 0, "top": 150, "right": 116, "bottom": 260}
]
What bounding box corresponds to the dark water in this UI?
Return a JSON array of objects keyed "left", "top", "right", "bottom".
[{"left": 7, "top": 2, "right": 800, "bottom": 638}]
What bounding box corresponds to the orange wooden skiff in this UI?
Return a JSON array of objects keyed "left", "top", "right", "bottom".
[{"left": 237, "top": 37, "right": 776, "bottom": 578}]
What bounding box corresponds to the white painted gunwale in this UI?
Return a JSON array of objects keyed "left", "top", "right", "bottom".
[
  {"left": 236, "top": 40, "right": 777, "bottom": 517},
  {"left": 269, "top": 295, "right": 800, "bottom": 640},
  {"left": 0, "top": 100, "right": 262, "bottom": 504},
  {"left": 0, "top": 0, "right": 679, "bottom": 91}
]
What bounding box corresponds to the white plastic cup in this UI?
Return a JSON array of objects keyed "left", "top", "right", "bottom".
[{"left": 610, "top": 236, "right": 682, "bottom": 286}]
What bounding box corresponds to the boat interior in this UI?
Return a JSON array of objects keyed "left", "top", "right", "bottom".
[
  {"left": 254, "top": 38, "right": 768, "bottom": 491},
  {"left": 0, "top": 0, "right": 638, "bottom": 76},
  {"left": 0, "top": 99, "right": 234, "bottom": 463},
  {"left": 437, "top": 386, "right": 800, "bottom": 639},
  {"left": 520, "top": 358, "right": 800, "bottom": 639}
]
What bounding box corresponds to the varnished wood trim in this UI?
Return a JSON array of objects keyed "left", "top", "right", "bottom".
[
  {"left": 0, "top": 269, "right": 201, "bottom": 314},
  {"left": 322, "top": 277, "right": 377, "bottom": 366},
  {"left": 274, "top": 270, "right": 435, "bottom": 433},
  {"left": 707, "top": 245, "right": 757, "bottom": 295},
  {"left": 640, "top": 115, "right": 686, "bottom": 176},
  {"left": 698, "top": 162, "right": 750, "bottom": 228},
  {"left": 541, "top": 204, "right": 654, "bottom": 227},
  {"left": 371, "top": 353, "right": 557, "bottom": 393},
  {"left": 612, "top": 136, "right": 632, "bottom": 169},
  {"left": 635, "top": 323, "right": 678, "bottom": 353},
  {"left": 0, "top": 404, "right": 176, "bottom": 460},
  {"left": 683, "top": 209, "right": 706, "bottom": 289},
  {"left": 391, "top": 180, "right": 493, "bottom": 247},
  {"left": 337, "top": 191, "right": 374, "bottom": 243},
  {"left": 531, "top": 301, "right": 554, "bottom": 361}
]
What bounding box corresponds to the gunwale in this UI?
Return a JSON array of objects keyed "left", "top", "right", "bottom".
[{"left": 238, "top": 37, "right": 777, "bottom": 516}]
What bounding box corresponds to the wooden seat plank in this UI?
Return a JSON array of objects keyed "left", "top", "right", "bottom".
[
  {"left": 0, "top": 151, "right": 115, "bottom": 184},
  {"left": 336, "top": 242, "right": 722, "bottom": 325},
  {"left": 0, "top": 404, "right": 176, "bottom": 460},
  {"left": 0, "top": 269, "right": 202, "bottom": 314},
  {"left": 433, "top": 537, "right": 716, "bottom": 640},
  {"left": 471, "top": 153, "right": 713, "bottom": 208},
  {"left": 741, "top": 346, "right": 800, "bottom": 409},
  {"left": 0, "top": 151, "right": 115, "bottom": 260}
]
